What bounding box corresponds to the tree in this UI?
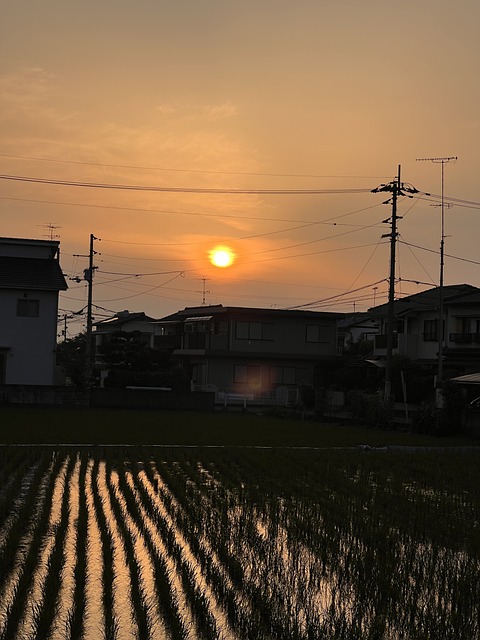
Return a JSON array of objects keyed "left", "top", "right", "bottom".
[{"left": 56, "top": 333, "right": 87, "bottom": 388}]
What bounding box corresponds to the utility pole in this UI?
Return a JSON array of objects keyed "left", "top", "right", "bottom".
[
  {"left": 84, "top": 234, "right": 98, "bottom": 378},
  {"left": 372, "top": 166, "right": 418, "bottom": 403},
  {"left": 416, "top": 156, "right": 457, "bottom": 405}
]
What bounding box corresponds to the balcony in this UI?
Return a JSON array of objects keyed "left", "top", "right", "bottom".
[{"left": 450, "top": 333, "right": 480, "bottom": 344}]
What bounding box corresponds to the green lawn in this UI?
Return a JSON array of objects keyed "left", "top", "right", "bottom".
[{"left": 0, "top": 406, "right": 476, "bottom": 447}]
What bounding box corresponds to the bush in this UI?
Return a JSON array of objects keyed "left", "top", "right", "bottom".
[
  {"left": 411, "top": 383, "right": 465, "bottom": 437},
  {"left": 410, "top": 403, "right": 440, "bottom": 435},
  {"left": 345, "top": 390, "right": 392, "bottom": 429}
]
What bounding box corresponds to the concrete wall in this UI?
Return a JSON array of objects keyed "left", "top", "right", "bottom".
[
  {"left": 91, "top": 388, "right": 215, "bottom": 411},
  {"left": 0, "top": 385, "right": 88, "bottom": 406},
  {"left": 0, "top": 289, "right": 59, "bottom": 384}
]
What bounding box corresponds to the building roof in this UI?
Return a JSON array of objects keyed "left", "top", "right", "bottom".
[
  {"left": 157, "top": 304, "right": 344, "bottom": 323},
  {"left": 451, "top": 373, "right": 480, "bottom": 385},
  {"left": 94, "top": 311, "right": 156, "bottom": 330},
  {"left": 369, "top": 284, "right": 480, "bottom": 316},
  {"left": 0, "top": 256, "right": 68, "bottom": 291}
]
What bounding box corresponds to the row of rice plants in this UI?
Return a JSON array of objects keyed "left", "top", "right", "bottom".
[
  {"left": 0, "top": 446, "right": 478, "bottom": 639},
  {"left": 0, "top": 451, "right": 68, "bottom": 639},
  {"left": 124, "top": 454, "right": 225, "bottom": 639}
]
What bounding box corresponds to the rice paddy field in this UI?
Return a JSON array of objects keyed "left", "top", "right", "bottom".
[{"left": 0, "top": 409, "right": 479, "bottom": 639}]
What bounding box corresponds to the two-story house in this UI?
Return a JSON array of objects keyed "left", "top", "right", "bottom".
[
  {"left": 94, "top": 310, "right": 156, "bottom": 352},
  {"left": 0, "top": 237, "right": 68, "bottom": 385},
  {"left": 370, "top": 284, "right": 480, "bottom": 374},
  {"left": 154, "top": 304, "right": 343, "bottom": 404}
]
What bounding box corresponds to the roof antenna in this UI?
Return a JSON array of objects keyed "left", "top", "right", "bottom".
[
  {"left": 197, "top": 276, "right": 210, "bottom": 305},
  {"left": 38, "top": 222, "right": 61, "bottom": 241}
]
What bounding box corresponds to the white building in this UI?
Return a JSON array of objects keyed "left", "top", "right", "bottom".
[{"left": 0, "top": 237, "right": 68, "bottom": 385}]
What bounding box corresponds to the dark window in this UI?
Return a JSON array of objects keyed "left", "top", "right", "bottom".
[
  {"left": 235, "top": 321, "right": 273, "bottom": 340},
  {"left": 17, "top": 299, "right": 39, "bottom": 317},
  {"left": 270, "top": 366, "right": 296, "bottom": 384},
  {"left": 212, "top": 321, "right": 228, "bottom": 334},
  {"left": 0, "top": 351, "right": 7, "bottom": 384},
  {"left": 306, "top": 325, "right": 320, "bottom": 343},
  {"left": 234, "top": 364, "right": 261, "bottom": 385},
  {"left": 423, "top": 319, "right": 437, "bottom": 341}
]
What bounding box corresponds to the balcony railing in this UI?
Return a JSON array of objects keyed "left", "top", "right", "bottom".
[{"left": 450, "top": 333, "right": 480, "bottom": 344}]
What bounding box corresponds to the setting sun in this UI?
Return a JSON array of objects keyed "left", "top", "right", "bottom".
[{"left": 209, "top": 246, "right": 235, "bottom": 268}]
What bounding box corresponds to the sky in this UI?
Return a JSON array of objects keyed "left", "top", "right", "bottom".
[{"left": 1, "top": 1, "right": 480, "bottom": 337}]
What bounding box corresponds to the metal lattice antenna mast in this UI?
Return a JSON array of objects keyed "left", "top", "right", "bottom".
[
  {"left": 416, "top": 156, "right": 457, "bottom": 403},
  {"left": 197, "top": 276, "right": 210, "bottom": 305}
]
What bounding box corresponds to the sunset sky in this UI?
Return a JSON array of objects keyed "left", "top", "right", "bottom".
[{"left": 1, "top": 1, "right": 479, "bottom": 336}]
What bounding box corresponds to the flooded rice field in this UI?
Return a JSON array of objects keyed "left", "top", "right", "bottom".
[{"left": 0, "top": 446, "right": 479, "bottom": 639}]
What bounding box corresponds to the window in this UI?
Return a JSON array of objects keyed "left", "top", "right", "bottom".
[
  {"left": 306, "top": 325, "right": 321, "bottom": 343},
  {"left": 270, "top": 366, "right": 296, "bottom": 385},
  {"left": 234, "top": 364, "right": 261, "bottom": 385},
  {"left": 0, "top": 350, "right": 7, "bottom": 384},
  {"left": 212, "top": 321, "right": 228, "bottom": 334},
  {"left": 423, "top": 319, "right": 437, "bottom": 341},
  {"left": 17, "top": 299, "right": 39, "bottom": 317},
  {"left": 235, "top": 321, "right": 273, "bottom": 340}
]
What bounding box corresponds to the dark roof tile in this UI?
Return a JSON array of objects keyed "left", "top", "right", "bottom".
[{"left": 0, "top": 256, "right": 68, "bottom": 291}]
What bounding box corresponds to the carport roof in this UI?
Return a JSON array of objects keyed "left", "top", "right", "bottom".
[{"left": 451, "top": 373, "right": 480, "bottom": 385}]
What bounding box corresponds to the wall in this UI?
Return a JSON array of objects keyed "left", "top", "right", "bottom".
[
  {"left": 0, "top": 289, "right": 59, "bottom": 384},
  {"left": 227, "top": 316, "right": 337, "bottom": 356},
  {"left": 91, "top": 388, "right": 215, "bottom": 411}
]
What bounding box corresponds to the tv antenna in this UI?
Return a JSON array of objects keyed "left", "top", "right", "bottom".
[
  {"left": 38, "top": 222, "right": 62, "bottom": 241},
  {"left": 197, "top": 276, "right": 210, "bottom": 305},
  {"left": 416, "top": 156, "right": 457, "bottom": 403}
]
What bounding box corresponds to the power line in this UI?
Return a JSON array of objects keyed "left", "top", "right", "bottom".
[
  {"left": 287, "top": 279, "right": 388, "bottom": 310},
  {"left": 0, "top": 153, "right": 391, "bottom": 180},
  {"left": 0, "top": 173, "right": 372, "bottom": 195},
  {"left": 398, "top": 240, "right": 480, "bottom": 266},
  {"left": 0, "top": 195, "right": 328, "bottom": 223}
]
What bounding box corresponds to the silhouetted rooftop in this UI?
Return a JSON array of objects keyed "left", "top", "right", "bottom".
[{"left": 0, "top": 256, "right": 68, "bottom": 291}]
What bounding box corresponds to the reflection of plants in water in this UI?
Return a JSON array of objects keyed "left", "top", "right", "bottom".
[{"left": 0, "top": 447, "right": 479, "bottom": 639}]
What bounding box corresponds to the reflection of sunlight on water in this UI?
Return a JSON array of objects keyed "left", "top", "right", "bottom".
[
  {"left": 50, "top": 456, "right": 80, "bottom": 640},
  {"left": 1, "top": 450, "right": 479, "bottom": 639},
  {"left": 148, "top": 463, "right": 239, "bottom": 640},
  {"left": 83, "top": 458, "right": 105, "bottom": 639},
  {"left": 97, "top": 461, "right": 136, "bottom": 640},
  {"left": 0, "top": 461, "right": 49, "bottom": 634},
  {"left": 113, "top": 470, "right": 167, "bottom": 639},
  {"left": 140, "top": 467, "right": 203, "bottom": 640},
  {"left": 16, "top": 457, "right": 69, "bottom": 640}
]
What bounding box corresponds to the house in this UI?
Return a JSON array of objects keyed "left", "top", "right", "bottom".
[
  {"left": 337, "top": 312, "right": 380, "bottom": 354},
  {"left": 0, "top": 237, "right": 68, "bottom": 385},
  {"left": 154, "top": 304, "right": 344, "bottom": 405},
  {"left": 94, "top": 310, "right": 156, "bottom": 353},
  {"left": 369, "top": 284, "right": 480, "bottom": 375}
]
